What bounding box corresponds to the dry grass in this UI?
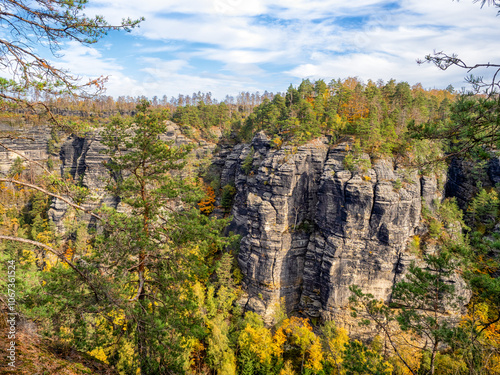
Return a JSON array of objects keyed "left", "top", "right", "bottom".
[{"left": 0, "top": 310, "right": 118, "bottom": 375}]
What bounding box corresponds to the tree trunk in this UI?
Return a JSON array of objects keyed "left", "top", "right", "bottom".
[
  {"left": 430, "top": 341, "right": 439, "bottom": 375},
  {"left": 138, "top": 179, "right": 149, "bottom": 374},
  {"left": 137, "top": 280, "right": 147, "bottom": 375}
]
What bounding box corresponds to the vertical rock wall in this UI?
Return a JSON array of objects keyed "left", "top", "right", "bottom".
[
  {"left": 0, "top": 123, "right": 52, "bottom": 174},
  {"left": 219, "top": 133, "right": 444, "bottom": 323},
  {"left": 49, "top": 122, "right": 215, "bottom": 230}
]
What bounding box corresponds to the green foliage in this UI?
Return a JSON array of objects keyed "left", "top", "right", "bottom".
[
  {"left": 14, "top": 102, "right": 234, "bottom": 375},
  {"left": 343, "top": 340, "right": 393, "bottom": 375},
  {"left": 467, "top": 188, "right": 499, "bottom": 230},
  {"left": 428, "top": 217, "right": 443, "bottom": 238},
  {"left": 393, "top": 178, "right": 402, "bottom": 191},
  {"left": 409, "top": 92, "right": 500, "bottom": 160},
  {"left": 420, "top": 198, "right": 469, "bottom": 254},
  {"left": 98, "top": 104, "right": 232, "bottom": 372},
  {"left": 47, "top": 128, "right": 60, "bottom": 155},
  {"left": 237, "top": 312, "right": 276, "bottom": 375},
  {"left": 392, "top": 253, "right": 462, "bottom": 323},
  {"left": 46, "top": 157, "right": 54, "bottom": 170},
  {"left": 343, "top": 153, "right": 356, "bottom": 172},
  {"left": 232, "top": 78, "right": 453, "bottom": 161},
  {"left": 433, "top": 352, "right": 468, "bottom": 375},
  {"left": 172, "top": 102, "right": 232, "bottom": 131},
  {"left": 242, "top": 147, "right": 255, "bottom": 175},
  {"left": 221, "top": 185, "right": 237, "bottom": 210},
  {"left": 6, "top": 79, "right": 500, "bottom": 375},
  {"left": 342, "top": 141, "right": 372, "bottom": 173},
  {"left": 8, "top": 156, "right": 25, "bottom": 177},
  {"left": 350, "top": 249, "right": 467, "bottom": 375},
  {"left": 207, "top": 314, "right": 237, "bottom": 375}
]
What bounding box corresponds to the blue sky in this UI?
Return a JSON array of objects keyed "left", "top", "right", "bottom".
[{"left": 51, "top": 0, "right": 500, "bottom": 100}]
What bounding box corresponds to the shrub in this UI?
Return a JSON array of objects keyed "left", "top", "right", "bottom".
[
  {"left": 408, "top": 235, "right": 421, "bottom": 255},
  {"left": 343, "top": 153, "right": 356, "bottom": 172},
  {"left": 241, "top": 148, "right": 255, "bottom": 175},
  {"left": 221, "top": 184, "right": 237, "bottom": 209},
  {"left": 271, "top": 136, "right": 283, "bottom": 149},
  {"left": 428, "top": 218, "right": 443, "bottom": 239},
  {"left": 393, "top": 178, "right": 403, "bottom": 191}
]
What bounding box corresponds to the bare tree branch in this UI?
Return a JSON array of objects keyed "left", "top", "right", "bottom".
[
  {"left": 0, "top": 0, "right": 143, "bottom": 123},
  {"left": 0, "top": 140, "right": 51, "bottom": 174}
]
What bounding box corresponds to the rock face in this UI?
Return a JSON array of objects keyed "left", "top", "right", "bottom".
[
  {"left": 446, "top": 156, "right": 500, "bottom": 210},
  {"left": 49, "top": 130, "right": 118, "bottom": 230},
  {"left": 226, "top": 135, "right": 330, "bottom": 320},
  {"left": 0, "top": 123, "right": 52, "bottom": 174},
  {"left": 49, "top": 122, "right": 215, "bottom": 230},
  {"left": 219, "top": 133, "right": 445, "bottom": 323}
]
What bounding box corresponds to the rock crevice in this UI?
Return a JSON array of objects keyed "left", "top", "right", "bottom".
[{"left": 220, "top": 133, "right": 444, "bottom": 323}]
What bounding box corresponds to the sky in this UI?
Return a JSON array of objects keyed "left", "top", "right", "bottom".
[{"left": 50, "top": 0, "right": 500, "bottom": 100}]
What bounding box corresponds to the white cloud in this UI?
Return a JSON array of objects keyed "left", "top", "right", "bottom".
[
  {"left": 88, "top": 0, "right": 390, "bottom": 19},
  {"left": 52, "top": 41, "right": 142, "bottom": 97},
  {"left": 55, "top": 41, "right": 123, "bottom": 76},
  {"left": 71, "top": 0, "right": 500, "bottom": 97},
  {"left": 286, "top": 52, "right": 468, "bottom": 89},
  {"left": 103, "top": 57, "right": 261, "bottom": 98}
]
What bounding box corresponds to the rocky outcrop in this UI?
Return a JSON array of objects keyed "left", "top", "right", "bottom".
[
  {"left": 228, "top": 135, "right": 329, "bottom": 320},
  {"left": 49, "top": 121, "right": 216, "bottom": 230},
  {"left": 219, "top": 133, "right": 445, "bottom": 323},
  {"left": 49, "top": 130, "right": 118, "bottom": 230},
  {"left": 0, "top": 123, "right": 52, "bottom": 174},
  {"left": 489, "top": 156, "right": 500, "bottom": 185},
  {"left": 446, "top": 156, "right": 500, "bottom": 210}
]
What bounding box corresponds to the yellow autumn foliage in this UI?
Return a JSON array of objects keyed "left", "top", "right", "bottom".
[
  {"left": 238, "top": 323, "right": 275, "bottom": 366},
  {"left": 88, "top": 346, "right": 109, "bottom": 364},
  {"left": 279, "top": 360, "right": 296, "bottom": 375},
  {"left": 321, "top": 320, "right": 349, "bottom": 369},
  {"left": 275, "top": 317, "right": 323, "bottom": 373}
]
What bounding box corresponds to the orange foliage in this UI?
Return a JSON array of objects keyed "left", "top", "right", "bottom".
[
  {"left": 63, "top": 244, "right": 74, "bottom": 261},
  {"left": 342, "top": 77, "right": 363, "bottom": 90},
  {"left": 198, "top": 185, "right": 216, "bottom": 215}
]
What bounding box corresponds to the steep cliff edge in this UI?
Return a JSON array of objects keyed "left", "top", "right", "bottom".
[{"left": 218, "top": 132, "right": 445, "bottom": 323}]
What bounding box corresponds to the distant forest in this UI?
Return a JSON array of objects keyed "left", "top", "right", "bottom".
[{"left": 2, "top": 77, "right": 455, "bottom": 157}]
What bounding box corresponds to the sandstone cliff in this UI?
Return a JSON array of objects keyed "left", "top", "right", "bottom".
[
  {"left": 0, "top": 123, "right": 52, "bottom": 175},
  {"left": 48, "top": 122, "right": 213, "bottom": 230},
  {"left": 215, "top": 133, "right": 448, "bottom": 323}
]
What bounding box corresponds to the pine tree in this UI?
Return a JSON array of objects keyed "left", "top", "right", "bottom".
[{"left": 97, "top": 101, "right": 231, "bottom": 373}]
